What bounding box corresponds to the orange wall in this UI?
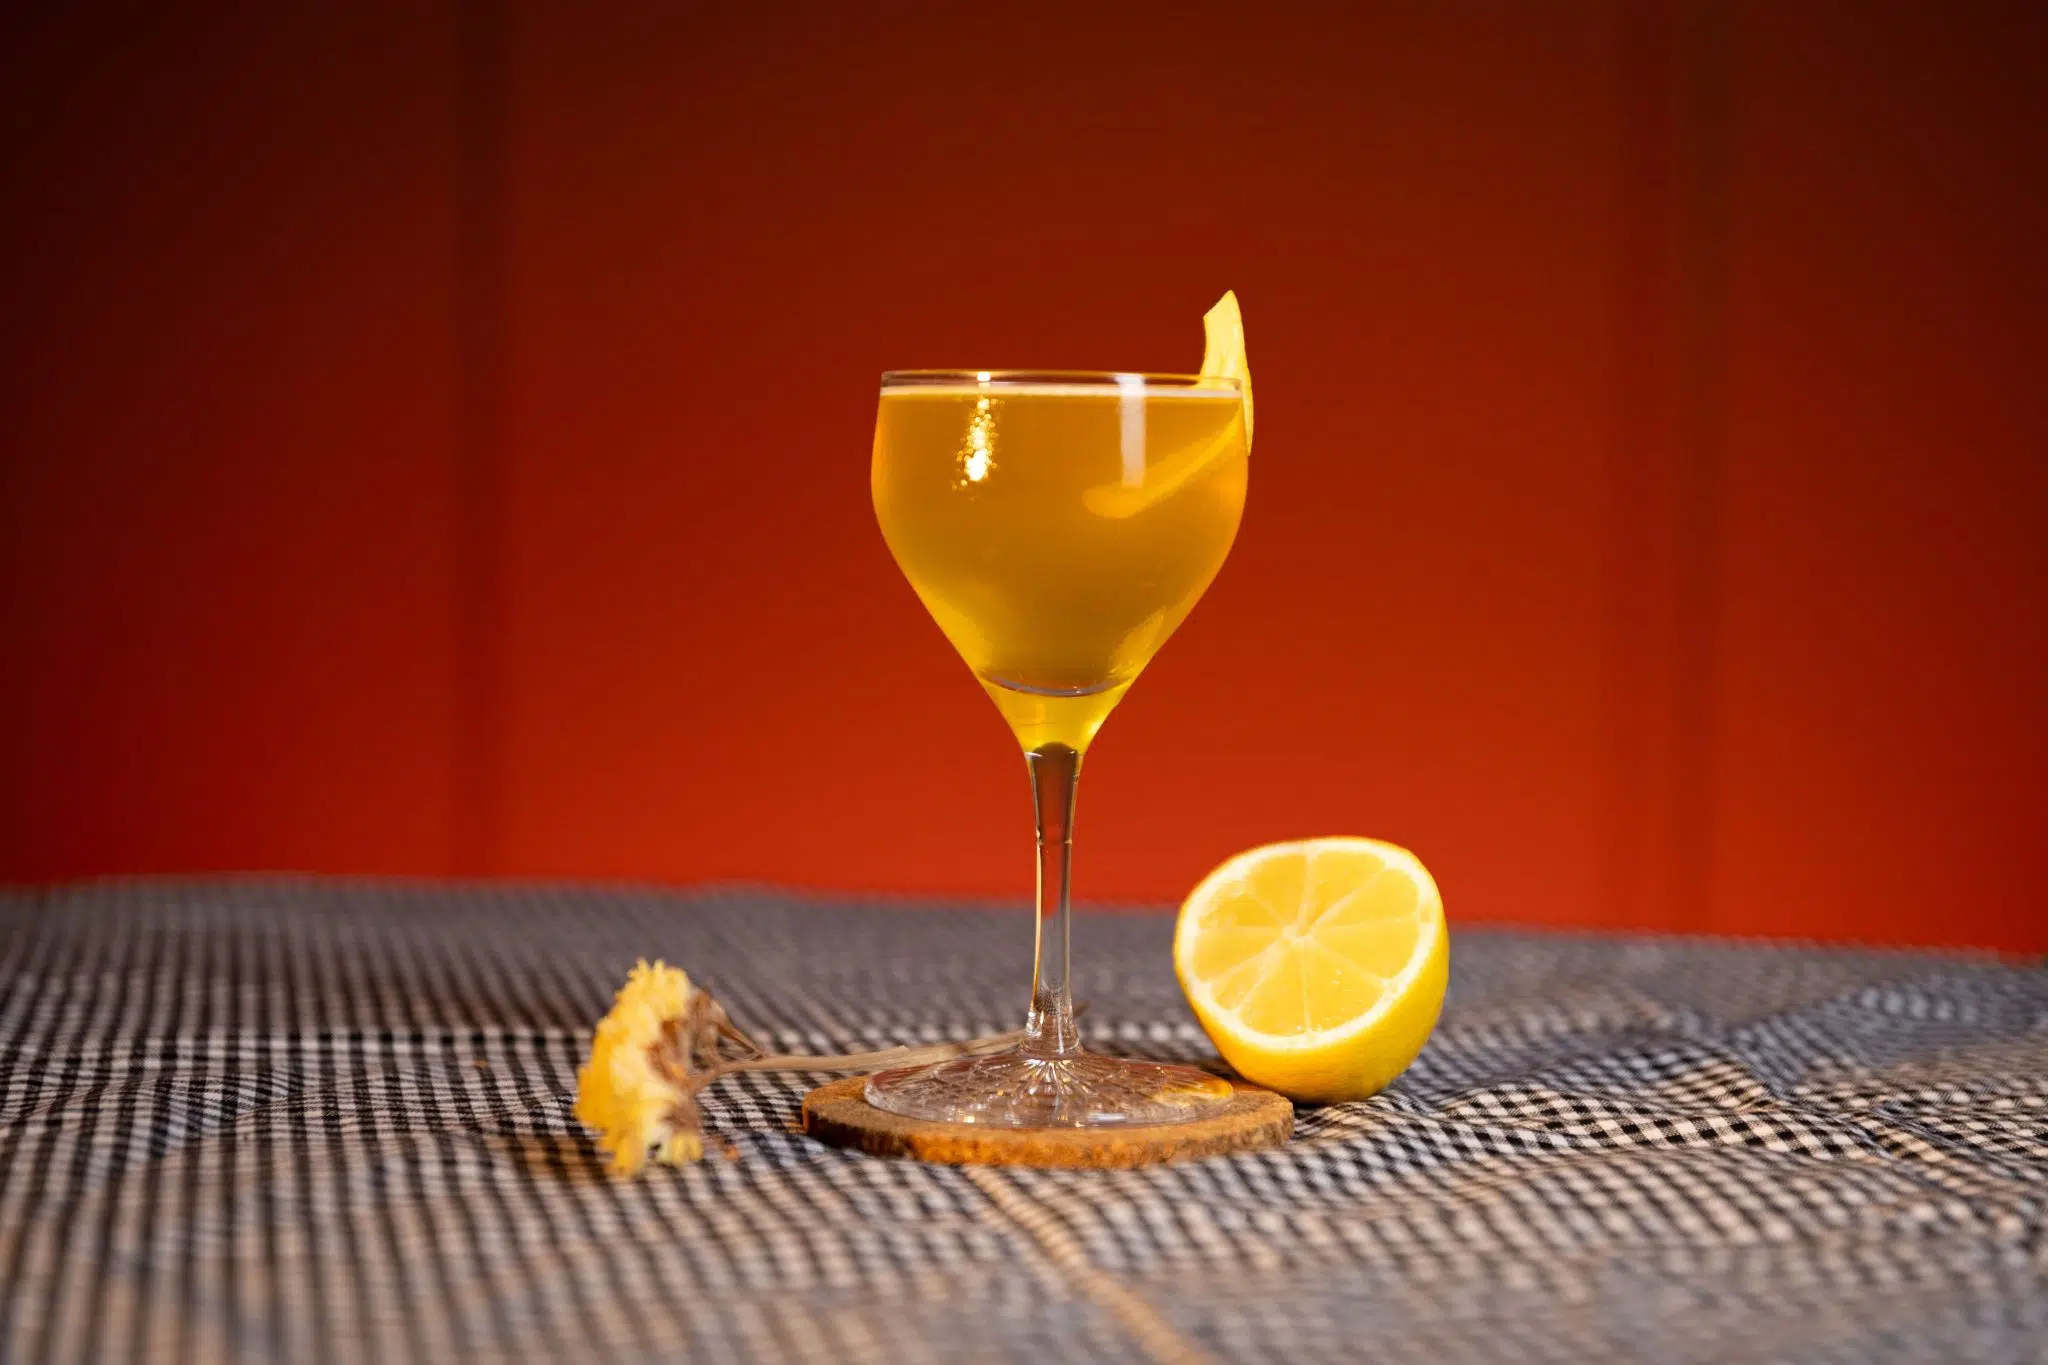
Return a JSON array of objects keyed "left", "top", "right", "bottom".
[{"left": 1, "top": 3, "right": 2041, "bottom": 950}]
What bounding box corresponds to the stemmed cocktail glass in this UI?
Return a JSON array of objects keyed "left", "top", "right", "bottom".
[{"left": 867, "top": 364, "right": 1249, "bottom": 1127}]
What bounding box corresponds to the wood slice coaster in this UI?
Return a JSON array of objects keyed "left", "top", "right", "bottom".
[{"left": 801, "top": 1075, "right": 1293, "bottom": 1168}]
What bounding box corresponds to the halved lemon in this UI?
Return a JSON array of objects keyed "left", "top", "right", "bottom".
[{"left": 1174, "top": 838, "right": 1448, "bottom": 1102}]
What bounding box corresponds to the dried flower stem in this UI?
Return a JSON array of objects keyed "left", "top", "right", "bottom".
[
  {"left": 628, "top": 984, "right": 1049, "bottom": 1163},
  {"left": 679, "top": 1030, "right": 1024, "bottom": 1095}
]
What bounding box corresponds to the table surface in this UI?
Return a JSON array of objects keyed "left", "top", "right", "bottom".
[{"left": 1, "top": 881, "right": 2042, "bottom": 1365}]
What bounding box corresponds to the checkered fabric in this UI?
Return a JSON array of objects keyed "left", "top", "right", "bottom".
[{"left": 1, "top": 882, "right": 2042, "bottom": 1364}]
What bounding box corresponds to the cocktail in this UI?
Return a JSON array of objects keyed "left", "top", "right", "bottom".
[{"left": 865, "top": 295, "right": 1253, "bottom": 1126}]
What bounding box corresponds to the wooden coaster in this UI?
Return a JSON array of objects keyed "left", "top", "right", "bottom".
[{"left": 801, "top": 1075, "right": 1292, "bottom": 1168}]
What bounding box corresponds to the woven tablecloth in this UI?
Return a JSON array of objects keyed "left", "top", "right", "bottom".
[{"left": 1, "top": 882, "right": 2043, "bottom": 1364}]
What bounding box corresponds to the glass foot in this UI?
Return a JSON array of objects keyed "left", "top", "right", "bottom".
[{"left": 863, "top": 1046, "right": 1234, "bottom": 1127}]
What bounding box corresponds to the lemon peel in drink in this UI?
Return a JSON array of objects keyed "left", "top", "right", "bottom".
[
  {"left": 1082, "top": 290, "right": 1252, "bottom": 518},
  {"left": 1198, "top": 288, "right": 1252, "bottom": 444}
]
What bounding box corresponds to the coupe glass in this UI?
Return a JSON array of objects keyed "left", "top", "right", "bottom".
[{"left": 867, "top": 370, "right": 1249, "bottom": 1126}]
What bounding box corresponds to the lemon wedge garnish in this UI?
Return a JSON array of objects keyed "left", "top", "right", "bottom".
[
  {"left": 1082, "top": 291, "right": 1251, "bottom": 518},
  {"left": 1175, "top": 838, "right": 1448, "bottom": 1103}
]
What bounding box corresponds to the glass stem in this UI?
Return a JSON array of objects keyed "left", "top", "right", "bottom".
[{"left": 1022, "top": 742, "right": 1082, "bottom": 1057}]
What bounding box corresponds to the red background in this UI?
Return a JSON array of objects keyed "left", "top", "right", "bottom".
[{"left": 1, "top": 3, "right": 2042, "bottom": 949}]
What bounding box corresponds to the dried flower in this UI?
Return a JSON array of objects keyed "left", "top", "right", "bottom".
[
  {"left": 574, "top": 958, "right": 1029, "bottom": 1177},
  {"left": 574, "top": 960, "right": 705, "bottom": 1175}
]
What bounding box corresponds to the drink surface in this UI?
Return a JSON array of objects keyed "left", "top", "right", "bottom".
[{"left": 873, "top": 383, "right": 1248, "bottom": 751}]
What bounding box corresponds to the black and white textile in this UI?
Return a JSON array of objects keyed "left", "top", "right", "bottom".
[{"left": 2, "top": 881, "right": 2042, "bottom": 1364}]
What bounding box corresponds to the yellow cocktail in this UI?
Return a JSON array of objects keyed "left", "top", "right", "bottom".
[
  {"left": 865, "top": 295, "right": 1253, "bottom": 1128},
  {"left": 873, "top": 380, "right": 1247, "bottom": 751}
]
